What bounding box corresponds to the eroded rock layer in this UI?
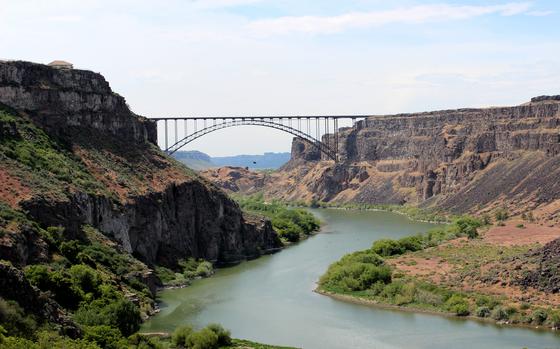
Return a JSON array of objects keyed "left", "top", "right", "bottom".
[
  {"left": 0, "top": 61, "right": 281, "bottom": 269},
  {"left": 203, "top": 97, "right": 560, "bottom": 224}
]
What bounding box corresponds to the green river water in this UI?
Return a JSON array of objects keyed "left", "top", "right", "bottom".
[{"left": 142, "top": 209, "right": 560, "bottom": 349}]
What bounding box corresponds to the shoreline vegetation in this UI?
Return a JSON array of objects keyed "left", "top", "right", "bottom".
[
  {"left": 315, "top": 214, "right": 560, "bottom": 332},
  {"left": 269, "top": 196, "right": 455, "bottom": 224},
  {"left": 232, "top": 194, "right": 321, "bottom": 244}
]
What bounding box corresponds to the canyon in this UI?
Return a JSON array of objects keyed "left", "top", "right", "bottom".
[
  {"left": 0, "top": 60, "right": 281, "bottom": 270},
  {"left": 203, "top": 97, "right": 560, "bottom": 225}
]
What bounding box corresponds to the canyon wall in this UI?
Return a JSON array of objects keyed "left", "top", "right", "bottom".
[
  {"left": 0, "top": 61, "right": 281, "bottom": 268},
  {"left": 204, "top": 97, "right": 560, "bottom": 224}
]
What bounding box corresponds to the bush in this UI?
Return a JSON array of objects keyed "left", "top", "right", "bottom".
[
  {"left": 235, "top": 195, "right": 320, "bottom": 241},
  {"left": 475, "top": 296, "right": 500, "bottom": 310},
  {"left": 532, "top": 309, "right": 548, "bottom": 325},
  {"left": 82, "top": 325, "right": 126, "bottom": 349},
  {"left": 60, "top": 240, "right": 83, "bottom": 262},
  {"left": 128, "top": 334, "right": 163, "bottom": 349},
  {"left": 195, "top": 261, "right": 213, "bottom": 278},
  {"left": 549, "top": 311, "right": 560, "bottom": 328},
  {"left": 454, "top": 216, "right": 482, "bottom": 239},
  {"left": 172, "top": 325, "right": 193, "bottom": 347},
  {"left": 24, "top": 266, "right": 84, "bottom": 310},
  {"left": 495, "top": 209, "right": 509, "bottom": 222},
  {"left": 491, "top": 306, "right": 509, "bottom": 321},
  {"left": 154, "top": 266, "right": 175, "bottom": 284},
  {"left": 319, "top": 250, "right": 391, "bottom": 292},
  {"left": 445, "top": 295, "right": 470, "bottom": 316},
  {"left": 206, "top": 323, "right": 231, "bottom": 346},
  {"left": 68, "top": 264, "right": 101, "bottom": 295},
  {"left": 185, "top": 328, "right": 218, "bottom": 349},
  {"left": 475, "top": 306, "right": 491, "bottom": 318},
  {"left": 397, "top": 236, "right": 424, "bottom": 252},
  {"left": 74, "top": 297, "right": 141, "bottom": 336},
  {"left": 371, "top": 239, "right": 404, "bottom": 257},
  {"left": 0, "top": 298, "right": 37, "bottom": 339},
  {"left": 0, "top": 330, "right": 102, "bottom": 349}
]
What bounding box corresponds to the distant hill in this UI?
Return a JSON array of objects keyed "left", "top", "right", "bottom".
[
  {"left": 173, "top": 151, "right": 290, "bottom": 171},
  {"left": 173, "top": 150, "right": 214, "bottom": 171}
]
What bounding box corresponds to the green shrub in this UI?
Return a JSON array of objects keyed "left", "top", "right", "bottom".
[
  {"left": 454, "top": 216, "right": 482, "bottom": 239},
  {"left": 445, "top": 295, "right": 470, "bottom": 316},
  {"left": 206, "top": 323, "right": 231, "bottom": 346},
  {"left": 172, "top": 325, "right": 193, "bottom": 347},
  {"left": 195, "top": 261, "right": 213, "bottom": 278},
  {"left": 549, "top": 311, "right": 560, "bottom": 328},
  {"left": 532, "top": 309, "right": 548, "bottom": 325},
  {"left": 475, "top": 296, "right": 500, "bottom": 310},
  {"left": 495, "top": 209, "right": 509, "bottom": 222},
  {"left": 128, "top": 334, "right": 163, "bottom": 349},
  {"left": 68, "top": 264, "right": 101, "bottom": 295},
  {"left": 60, "top": 240, "right": 83, "bottom": 262},
  {"left": 0, "top": 330, "right": 102, "bottom": 349},
  {"left": 154, "top": 266, "right": 175, "bottom": 284},
  {"left": 185, "top": 327, "right": 218, "bottom": 349},
  {"left": 82, "top": 325, "right": 126, "bottom": 349},
  {"left": 319, "top": 251, "right": 391, "bottom": 292},
  {"left": 24, "top": 266, "right": 84, "bottom": 310},
  {"left": 475, "top": 306, "right": 491, "bottom": 318},
  {"left": 371, "top": 239, "right": 404, "bottom": 257},
  {"left": 74, "top": 297, "right": 141, "bottom": 336},
  {"left": 491, "top": 306, "right": 509, "bottom": 321},
  {"left": 235, "top": 195, "right": 320, "bottom": 241},
  {"left": 0, "top": 298, "right": 38, "bottom": 339},
  {"left": 397, "top": 236, "right": 424, "bottom": 252}
]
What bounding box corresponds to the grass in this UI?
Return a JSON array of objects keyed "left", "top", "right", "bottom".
[
  {"left": 287, "top": 198, "right": 453, "bottom": 224},
  {"left": 234, "top": 194, "right": 320, "bottom": 243},
  {"left": 317, "top": 216, "right": 560, "bottom": 330},
  {"left": 0, "top": 110, "right": 106, "bottom": 200}
]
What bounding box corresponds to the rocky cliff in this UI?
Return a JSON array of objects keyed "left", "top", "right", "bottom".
[
  {"left": 203, "top": 97, "right": 560, "bottom": 225},
  {"left": 0, "top": 61, "right": 281, "bottom": 270}
]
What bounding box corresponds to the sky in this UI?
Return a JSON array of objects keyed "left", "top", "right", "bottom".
[{"left": 1, "top": 0, "right": 559, "bottom": 156}]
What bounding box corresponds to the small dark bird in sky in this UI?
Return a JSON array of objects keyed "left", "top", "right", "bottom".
[{"left": 253, "top": 161, "right": 257, "bottom": 164}]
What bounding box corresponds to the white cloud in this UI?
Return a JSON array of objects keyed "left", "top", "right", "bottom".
[
  {"left": 191, "top": 0, "right": 263, "bottom": 9},
  {"left": 47, "top": 15, "right": 83, "bottom": 23},
  {"left": 526, "top": 10, "right": 555, "bottom": 16},
  {"left": 247, "top": 2, "right": 534, "bottom": 35}
]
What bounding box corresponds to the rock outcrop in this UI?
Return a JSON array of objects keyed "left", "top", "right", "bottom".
[
  {"left": 0, "top": 60, "right": 281, "bottom": 268},
  {"left": 0, "top": 60, "right": 156, "bottom": 144},
  {"left": 204, "top": 97, "right": 560, "bottom": 224}
]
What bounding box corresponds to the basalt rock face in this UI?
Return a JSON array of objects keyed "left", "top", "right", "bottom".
[
  {"left": 0, "top": 60, "right": 157, "bottom": 144},
  {"left": 292, "top": 100, "right": 560, "bottom": 220},
  {"left": 207, "top": 98, "right": 560, "bottom": 223},
  {"left": 0, "top": 61, "right": 281, "bottom": 269}
]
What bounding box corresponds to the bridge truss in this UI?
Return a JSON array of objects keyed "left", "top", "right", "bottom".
[{"left": 152, "top": 116, "right": 364, "bottom": 162}]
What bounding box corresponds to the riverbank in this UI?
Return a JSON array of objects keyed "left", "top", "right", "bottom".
[
  {"left": 316, "top": 216, "right": 560, "bottom": 331},
  {"left": 143, "top": 208, "right": 560, "bottom": 349},
  {"left": 137, "top": 332, "right": 298, "bottom": 349}
]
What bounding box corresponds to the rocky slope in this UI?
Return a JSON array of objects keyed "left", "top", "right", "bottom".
[
  {"left": 0, "top": 60, "right": 281, "bottom": 268},
  {"left": 203, "top": 97, "right": 560, "bottom": 224}
]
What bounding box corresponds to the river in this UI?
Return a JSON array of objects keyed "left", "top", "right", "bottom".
[{"left": 142, "top": 209, "right": 560, "bottom": 349}]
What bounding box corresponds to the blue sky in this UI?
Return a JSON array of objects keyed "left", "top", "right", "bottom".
[{"left": 1, "top": 0, "right": 559, "bottom": 156}]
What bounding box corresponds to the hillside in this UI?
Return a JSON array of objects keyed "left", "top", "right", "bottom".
[
  {"left": 172, "top": 150, "right": 214, "bottom": 171},
  {"left": 0, "top": 61, "right": 282, "bottom": 346},
  {"left": 203, "top": 97, "right": 560, "bottom": 226}
]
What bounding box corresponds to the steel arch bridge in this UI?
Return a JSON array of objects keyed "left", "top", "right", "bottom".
[{"left": 153, "top": 116, "right": 364, "bottom": 162}]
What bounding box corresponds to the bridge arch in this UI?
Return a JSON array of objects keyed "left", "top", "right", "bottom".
[{"left": 162, "top": 118, "right": 339, "bottom": 161}]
